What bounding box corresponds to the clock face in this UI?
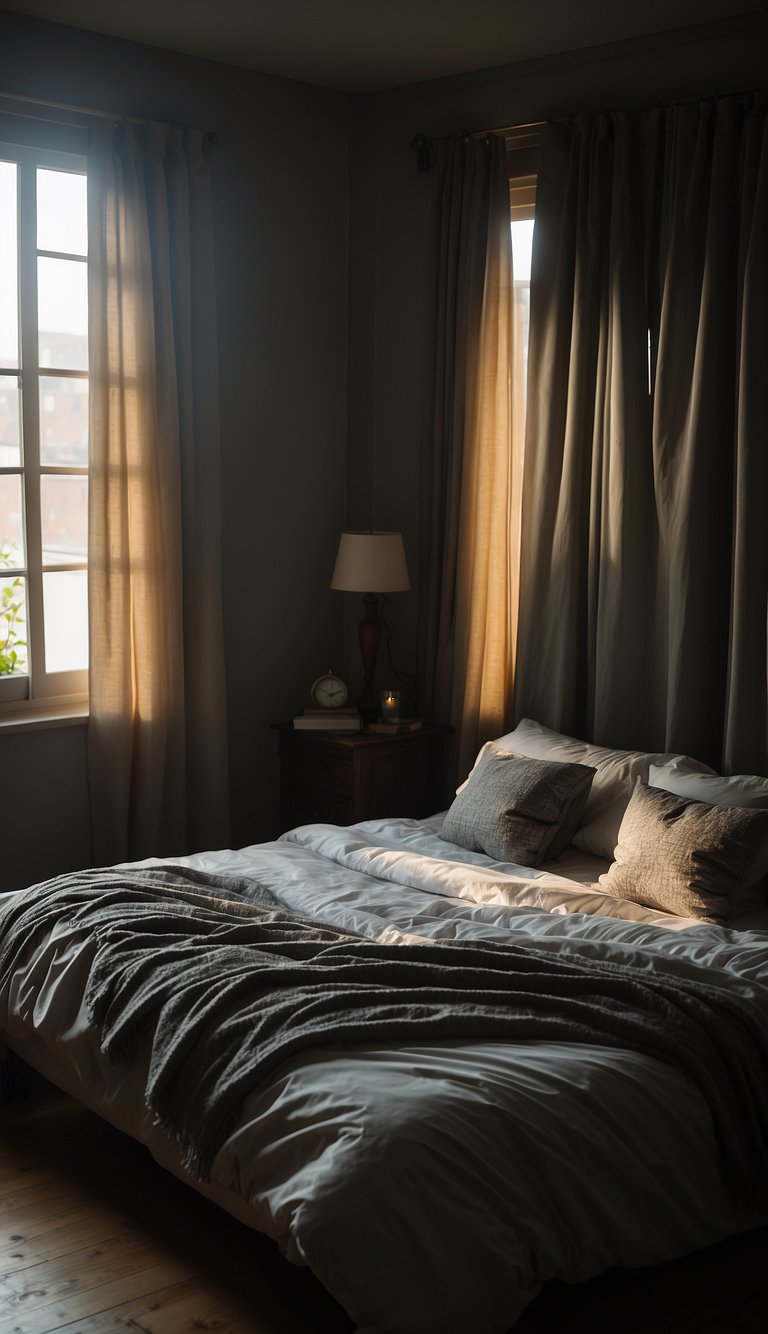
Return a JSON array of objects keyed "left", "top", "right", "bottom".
[{"left": 311, "top": 673, "right": 349, "bottom": 708}]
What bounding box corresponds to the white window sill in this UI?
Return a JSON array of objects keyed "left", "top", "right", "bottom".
[{"left": 0, "top": 702, "right": 89, "bottom": 734}]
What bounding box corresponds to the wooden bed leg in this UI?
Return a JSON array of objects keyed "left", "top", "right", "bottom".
[
  {"left": 0, "top": 1040, "right": 16, "bottom": 1103},
  {"left": 0, "top": 1044, "right": 53, "bottom": 1103}
]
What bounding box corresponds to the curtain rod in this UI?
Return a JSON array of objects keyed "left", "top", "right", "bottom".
[
  {"left": 0, "top": 88, "right": 217, "bottom": 145},
  {"left": 409, "top": 116, "right": 557, "bottom": 170},
  {"left": 411, "top": 82, "right": 766, "bottom": 169},
  {"left": 464, "top": 116, "right": 557, "bottom": 140}
]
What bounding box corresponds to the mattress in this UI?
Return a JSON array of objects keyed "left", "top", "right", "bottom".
[{"left": 2, "top": 814, "right": 767, "bottom": 1334}]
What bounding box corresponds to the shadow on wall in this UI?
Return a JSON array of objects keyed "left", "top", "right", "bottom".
[{"left": 0, "top": 722, "right": 92, "bottom": 892}]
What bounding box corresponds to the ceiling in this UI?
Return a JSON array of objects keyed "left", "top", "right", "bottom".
[{"left": 3, "top": 0, "right": 766, "bottom": 93}]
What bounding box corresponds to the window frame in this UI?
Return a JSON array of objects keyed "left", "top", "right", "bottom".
[{"left": 0, "top": 140, "right": 89, "bottom": 714}]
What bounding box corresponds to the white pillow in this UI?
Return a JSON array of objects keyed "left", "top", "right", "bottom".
[
  {"left": 649, "top": 763, "right": 768, "bottom": 888},
  {"left": 649, "top": 763, "right": 768, "bottom": 810},
  {"left": 463, "top": 719, "right": 714, "bottom": 860}
]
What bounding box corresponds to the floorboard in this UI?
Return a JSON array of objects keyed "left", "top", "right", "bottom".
[
  {"left": 0, "top": 1086, "right": 352, "bottom": 1333},
  {"left": 0, "top": 1080, "right": 766, "bottom": 1332}
]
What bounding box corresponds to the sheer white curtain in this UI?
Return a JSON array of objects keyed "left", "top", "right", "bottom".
[
  {"left": 419, "top": 135, "right": 525, "bottom": 782},
  {"left": 87, "top": 120, "right": 229, "bottom": 863},
  {"left": 515, "top": 95, "right": 768, "bottom": 773}
]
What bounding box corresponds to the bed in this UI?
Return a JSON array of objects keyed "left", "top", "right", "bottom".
[{"left": 1, "top": 717, "right": 768, "bottom": 1334}]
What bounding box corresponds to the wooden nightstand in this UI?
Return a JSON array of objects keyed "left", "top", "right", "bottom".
[{"left": 272, "top": 723, "right": 451, "bottom": 833}]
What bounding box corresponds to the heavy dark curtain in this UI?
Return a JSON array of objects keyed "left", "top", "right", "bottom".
[{"left": 515, "top": 93, "right": 768, "bottom": 774}]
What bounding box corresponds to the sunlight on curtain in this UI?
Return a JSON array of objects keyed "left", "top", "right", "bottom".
[
  {"left": 451, "top": 199, "right": 517, "bottom": 777},
  {"left": 420, "top": 137, "right": 534, "bottom": 784},
  {"left": 451, "top": 206, "right": 533, "bottom": 778},
  {"left": 87, "top": 120, "right": 229, "bottom": 862}
]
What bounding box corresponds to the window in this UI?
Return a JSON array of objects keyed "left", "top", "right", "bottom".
[
  {"left": 507, "top": 127, "right": 537, "bottom": 429},
  {"left": 511, "top": 217, "right": 534, "bottom": 404},
  {"left": 0, "top": 144, "right": 88, "bottom": 709}
]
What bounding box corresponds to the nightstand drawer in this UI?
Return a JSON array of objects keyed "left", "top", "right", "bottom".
[
  {"left": 283, "top": 786, "right": 355, "bottom": 828},
  {"left": 283, "top": 745, "right": 351, "bottom": 798},
  {"left": 273, "top": 723, "right": 451, "bottom": 834}
]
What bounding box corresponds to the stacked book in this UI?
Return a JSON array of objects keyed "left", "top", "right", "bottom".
[
  {"left": 367, "top": 718, "right": 423, "bottom": 735},
  {"left": 293, "top": 707, "right": 362, "bottom": 731}
]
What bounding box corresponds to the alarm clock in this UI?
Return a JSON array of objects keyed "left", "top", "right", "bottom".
[{"left": 310, "top": 671, "right": 350, "bottom": 708}]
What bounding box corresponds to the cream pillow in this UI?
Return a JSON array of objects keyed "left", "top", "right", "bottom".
[
  {"left": 465, "top": 719, "right": 714, "bottom": 860},
  {"left": 649, "top": 763, "right": 768, "bottom": 889},
  {"left": 598, "top": 780, "right": 768, "bottom": 923}
]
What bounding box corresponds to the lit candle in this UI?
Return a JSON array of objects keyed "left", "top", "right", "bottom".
[{"left": 381, "top": 689, "right": 400, "bottom": 719}]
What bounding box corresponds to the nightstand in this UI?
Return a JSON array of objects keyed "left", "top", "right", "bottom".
[{"left": 272, "top": 724, "right": 451, "bottom": 832}]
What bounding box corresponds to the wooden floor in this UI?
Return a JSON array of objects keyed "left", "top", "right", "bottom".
[
  {"left": 0, "top": 1078, "right": 766, "bottom": 1333},
  {"left": 0, "top": 1082, "right": 353, "bottom": 1333}
]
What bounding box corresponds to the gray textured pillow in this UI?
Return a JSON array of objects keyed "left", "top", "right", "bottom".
[
  {"left": 598, "top": 780, "right": 768, "bottom": 923},
  {"left": 440, "top": 744, "right": 596, "bottom": 866}
]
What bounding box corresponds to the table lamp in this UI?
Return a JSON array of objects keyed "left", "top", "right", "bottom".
[{"left": 331, "top": 531, "right": 410, "bottom": 720}]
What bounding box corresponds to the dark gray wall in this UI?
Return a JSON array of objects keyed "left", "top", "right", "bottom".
[
  {"left": 345, "top": 9, "right": 768, "bottom": 703},
  {"left": 0, "top": 722, "right": 90, "bottom": 890},
  {"left": 0, "top": 9, "right": 350, "bottom": 885},
  {"left": 2, "top": 7, "right": 767, "bottom": 889}
]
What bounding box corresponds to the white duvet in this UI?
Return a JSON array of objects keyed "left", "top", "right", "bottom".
[{"left": 3, "top": 815, "right": 768, "bottom": 1333}]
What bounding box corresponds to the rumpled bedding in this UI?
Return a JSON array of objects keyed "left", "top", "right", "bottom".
[{"left": 1, "top": 814, "right": 768, "bottom": 1334}]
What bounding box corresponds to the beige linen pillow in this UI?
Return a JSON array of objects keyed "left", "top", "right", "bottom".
[
  {"left": 649, "top": 762, "right": 768, "bottom": 897},
  {"left": 464, "top": 719, "right": 714, "bottom": 860},
  {"left": 440, "top": 743, "right": 595, "bottom": 867},
  {"left": 598, "top": 780, "right": 768, "bottom": 923}
]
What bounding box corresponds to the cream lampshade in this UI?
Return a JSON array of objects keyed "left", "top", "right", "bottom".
[{"left": 331, "top": 531, "right": 410, "bottom": 719}]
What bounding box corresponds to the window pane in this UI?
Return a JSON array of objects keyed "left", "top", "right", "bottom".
[
  {"left": 0, "top": 473, "right": 24, "bottom": 561},
  {"left": 0, "top": 160, "right": 18, "bottom": 369},
  {"left": 37, "top": 169, "right": 87, "bottom": 256},
  {"left": 41, "top": 474, "right": 87, "bottom": 565},
  {"left": 0, "top": 573, "right": 27, "bottom": 674},
  {"left": 43, "top": 569, "right": 87, "bottom": 672},
  {"left": 39, "top": 376, "right": 88, "bottom": 466},
  {"left": 0, "top": 376, "right": 21, "bottom": 465},
  {"left": 511, "top": 219, "right": 534, "bottom": 282},
  {"left": 38, "top": 256, "right": 88, "bottom": 370}
]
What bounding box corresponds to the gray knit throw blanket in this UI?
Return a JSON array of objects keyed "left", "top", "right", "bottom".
[{"left": 2, "top": 865, "right": 767, "bottom": 1207}]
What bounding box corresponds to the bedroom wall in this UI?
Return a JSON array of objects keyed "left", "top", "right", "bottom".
[
  {"left": 346, "top": 8, "right": 768, "bottom": 756},
  {"left": 0, "top": 10, "right": 350, "bottom": 887},
  {"left": 2, "top": 8, "right": 767, "bottom": 890}
]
